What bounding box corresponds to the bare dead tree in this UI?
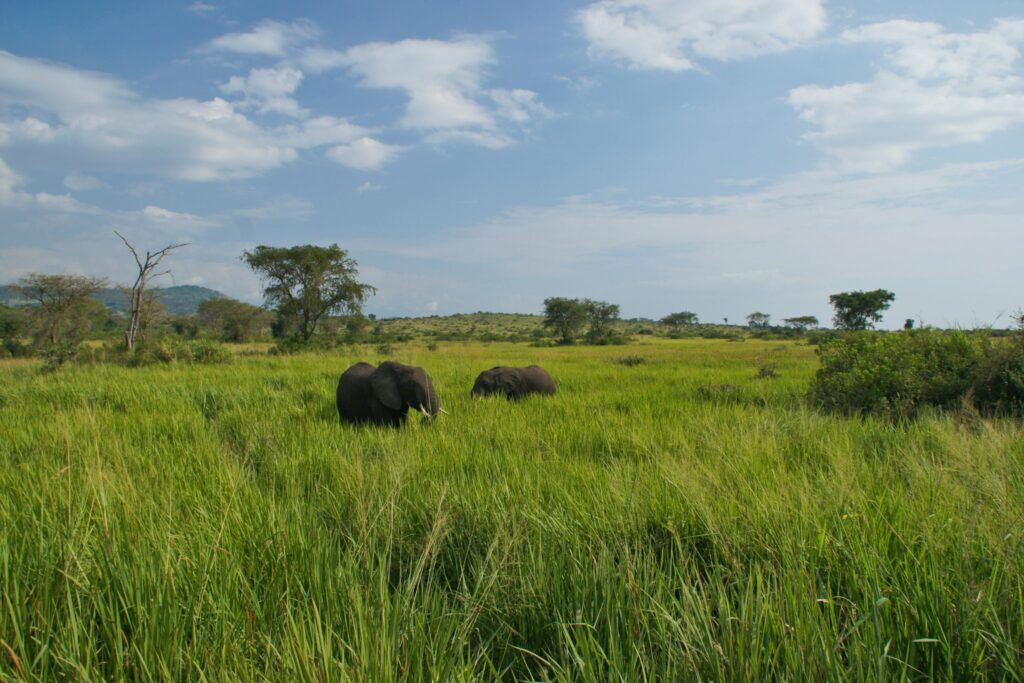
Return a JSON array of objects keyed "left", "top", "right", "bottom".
[{"left": 115, "top": 232, "right": 188, "bottom": 350}]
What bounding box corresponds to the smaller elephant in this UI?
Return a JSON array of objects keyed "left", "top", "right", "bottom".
[
  {"left": 337, "top": 360, "right": 441, "bottom": 426},
  {"left": 471, "top": 365, "right": 557, "bottom": 400}
]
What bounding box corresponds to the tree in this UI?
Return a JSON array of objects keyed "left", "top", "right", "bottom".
[
  {"left": 783, "top": 315, "right": 819, "bottom": 331},
  {"left": 661, "top": 311, "right": 699, "bottom": 327},
  {"left": 116, "top": 232, "right": 188, "bottom": 350},
  {"left": 242, "top": 244, "right": 375, "bottom": 342},
  {"left": 584, "top": 299, "right": 621, "bottom": 342},
  {"left": 543, "top": 297, "right": 589, "bottom": 344},
  {"left": 197, "top": 297, "right": 273, "bottom": 342},
  {"left": 829, "top": 289, "right": 895, "bottom": 330},
  {"left": 746, "top": 312, "right": 771, "bottom": 329},
  {"left": 12, "top": 273, "right": 107, "bottom": 348},
  {"left": 903, "top": 318, "right": 915, "bottom": 330}
]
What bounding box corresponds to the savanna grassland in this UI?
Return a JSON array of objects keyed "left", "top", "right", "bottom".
[{"left": 0, "top": 339, "right": 1022, "bottom": 681}]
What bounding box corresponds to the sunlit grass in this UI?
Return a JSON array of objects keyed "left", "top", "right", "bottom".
[{"left": 0, "top": 339, "right": 1021, "bottom": 679}]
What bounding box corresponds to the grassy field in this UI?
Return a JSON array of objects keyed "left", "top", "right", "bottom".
[{"left": 0, "top": 339, "right": 1021, "bottom": 680}]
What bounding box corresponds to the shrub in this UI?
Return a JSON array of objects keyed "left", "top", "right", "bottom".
[
  {"left": 614, "top": 355, "right": 646, "bottom": 366},
  {"left": 971, "top": 336, "right": 1024, "bottom": 416},
  {"left": 809, "top": 330, "right": 981, "bottom": 419}
]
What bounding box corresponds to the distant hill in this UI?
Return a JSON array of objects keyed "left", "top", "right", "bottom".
[{"left": 0, "top": 284, "right": 227, "bottom": 316}]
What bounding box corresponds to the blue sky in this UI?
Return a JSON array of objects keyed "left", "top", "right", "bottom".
[{"left": 2, "top": 0, "right": 1023, "bottom": 327}]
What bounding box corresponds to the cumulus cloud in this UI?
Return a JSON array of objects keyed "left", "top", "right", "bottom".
[
  {"left": 202, "top": 19, "right": 318, "bottom": 57},
  {"left": 326, "top": 137, "right": 404, "bottom": 171},
  {"left": 790, "top": 19, "right": 1024, "bottom": 171},
  {"left": 318, "top": 36, "right": 550, "bottom": 148},
  {"left": 221, "top": 66, "right": 306, "bottom": 117},
  {"left": 0, "top": 50, "right": 398, "bottom": 181},
  {"left": 577, "top": 0, "right": 826, "bottom": 71}
]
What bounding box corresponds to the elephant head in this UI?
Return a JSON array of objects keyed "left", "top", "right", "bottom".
[{"left": 372, "top": 361, "right": 440, "bottom": 418}]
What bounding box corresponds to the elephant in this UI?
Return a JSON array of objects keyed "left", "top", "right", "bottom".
[
  {"left": 337, "top": 361, "right": 441, "bottom": 426},
  {"left": 471, "top": 365, "right": 557, "bottom": 400}
]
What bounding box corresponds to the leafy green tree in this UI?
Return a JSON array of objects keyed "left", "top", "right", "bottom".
[
  {"left": 783, "top": 315, "right": 819, "bottom": 331},
  {"left": 661, "top": 311, "right": 699, "bottom": 327},
  {"left": 543, "top": 297, "right": 589, "bottom": 344},
  {"left": 13, "top": 273, "right": 107, "bottom": 348},
  {"left": 584, "top": 299, "right": 621, "bottom": 342},
  {"left": 746, "top": 312, "right": 771, "bottom": 329},
  {"left": 197, "top": 298, "right": 273, "bottom": 342},
  {"left": 829, "top": 289, "right": 895, "bottom": 330},
  {"left": 242, "top": 244, "right": 375, "bottom": 342}
]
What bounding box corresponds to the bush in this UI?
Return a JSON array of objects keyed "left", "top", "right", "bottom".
[
  {"left": 971, "top": 336, "right": 1024, "bottom": 416},
  {"left": 808, "top": 330, "right": 1004, "bottom": 420},
  {"left": 614, "top": 355, "right": 646, "bottom": 366}
]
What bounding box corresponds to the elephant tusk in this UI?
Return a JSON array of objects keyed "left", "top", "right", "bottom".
[
  {"left": 438, "top": 407, "right": 449, "bottom": 415},
  {"left": 419, "top": 405, "right": 431, "bottom": 417}
]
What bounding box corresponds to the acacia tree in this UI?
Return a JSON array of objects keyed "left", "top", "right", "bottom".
[
  {"left": 783, "top": 315, "right": 819, "bottom": 331},
  {"left": 584, "top": 299, "right": 621, "bottom": 342},
  {"left": 829, "top": 289, "right": 895, "bottom": 330},
  {"left": 543, "top": 297, "right": 588, "bottom": 344},
  {"left": 661, "top": 311, "right": 699, "bottom": 328},
  {"left": 242, "top": 244, "right": 375, "bottom": 342},
  {"left": 116, "top": 232, "right": 188, "bottom": 350},
  {"left": 746, "top": 312, "right": 771, "bottom": 329},
  {"left": 13, "top": 273, "right": 107, "bottom": 348},
  {"left": 197, "top": 298, "right": 273, "bottom": 342}
]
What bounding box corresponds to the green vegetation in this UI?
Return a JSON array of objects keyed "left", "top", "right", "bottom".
[
  {"left": 243, "top": 244, "right": 375, "bottom": 342},
  {"left": 0, "top": 284, "right": 226, "bottom": 316},
  {"left": 1, "top": 338, "right": 1022, "bottom": 679},
  {"left": 829, "top": 289, "right": 896, "bottom": 331},
  {"left": 812, "top": 329, "right": 1024, "bottom": 419}
]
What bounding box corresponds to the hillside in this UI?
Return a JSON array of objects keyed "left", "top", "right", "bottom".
[{"left": 0, "top": 284, "right": 227, "bottom": 316}]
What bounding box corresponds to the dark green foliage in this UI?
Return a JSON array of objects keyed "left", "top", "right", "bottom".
[
  {"left": 661, "top": 311, "right": 699, "bottom": 327},
  {"left": 583, "top": 299, "right": 621, "bottom": 343},
  {"left": 971, "top": 335, "right": 1024, "bottom": 415},
  {"left": 242, "top": 244, "right": 375, "bottom": 342},
  {"left": 197, "top": 297, "right": 273, "bottom": 342},
  {"left": 746, "top": 312, "right": 771, "bottom": 328},
  {"left": 543, "top": 297, "right": 589, "bottom": 344},
  {"left": 13, "top": 273, "right": 108, "bottom": 349},
  {"left": 829, "top": 289, "right": 895, "bottom": 330},
  {"left": 810, "top": 329, "right": 1024, "bottom": 419},
  {"left": 783, "top": 315, "right": 818, "bottom": 330}
]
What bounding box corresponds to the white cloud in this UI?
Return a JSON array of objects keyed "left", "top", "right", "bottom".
[
  {"left": 578, "top": 0, "right": 826, "bottom": 71},
  {"left": 221, "top": 66, "right": 306, "bottom": 117},
  {"left": 326, "top": 137, "right": 403, "bottom": 170},
  {"left": 63, "top": 173, "right": 104, "bottom": 191},
  {"left": 186, "top": 2, "right": 217, "bottom": 15},
  {"left": 790, "top": 19, "right": 1024, "bottom": 171},
  {"left": 202, "top": 19, "right": 318, "bottom": 57},
  {"left": 0, "top": 51, "right": 402, "bottom": 182},
  {"left": 332, "top": 36, "right": 549, "bottom": 148},
  {"left": 356, "top": 181, "right": 381, "bottom": 193}
]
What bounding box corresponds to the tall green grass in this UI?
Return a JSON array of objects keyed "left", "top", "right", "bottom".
[{"left": 0, "top": 339, "right": 1021, "bottom": 680}]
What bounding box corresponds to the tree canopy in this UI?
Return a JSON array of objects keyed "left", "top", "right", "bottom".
[
  {"left": 242, "top": 244, "right": 375, "bottom": 342},
  {"left": 746, "top": 312, "right": 771, "bottom": 329},
  {"left": 197, "top": 297, "right": 273, "bottom": 342},
  {"left": 661, "top": 311, "right": 699, "bottom": 327},
  {"left": 783, "top": 315, "right": 819, "bottom": 331},
  {"left": 583, "top": 299, "right": 621, "bottom": 342},
  {"left": 829, "top": 289, "right": 895, "bottom": 330},
  {"left": 13, "top": 273, "right": 107, "bottom": 348},
  {"left": 543, "top": 297, "right": 589, "bottom": 344}
]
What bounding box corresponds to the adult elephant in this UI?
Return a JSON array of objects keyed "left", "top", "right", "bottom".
[
  {"left": 471, "top": 365, "right": 557, "bottom": 400},
  {"left": 337, "top": 361, "right": 441, "bottom": 426}
]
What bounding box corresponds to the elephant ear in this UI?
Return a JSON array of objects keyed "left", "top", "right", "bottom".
[
  {"left": 498, "top": 371, "right": 523, "bottom": 394},
  {"left": 371, "top": 369, "right": 403, "bottom": 410}
]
